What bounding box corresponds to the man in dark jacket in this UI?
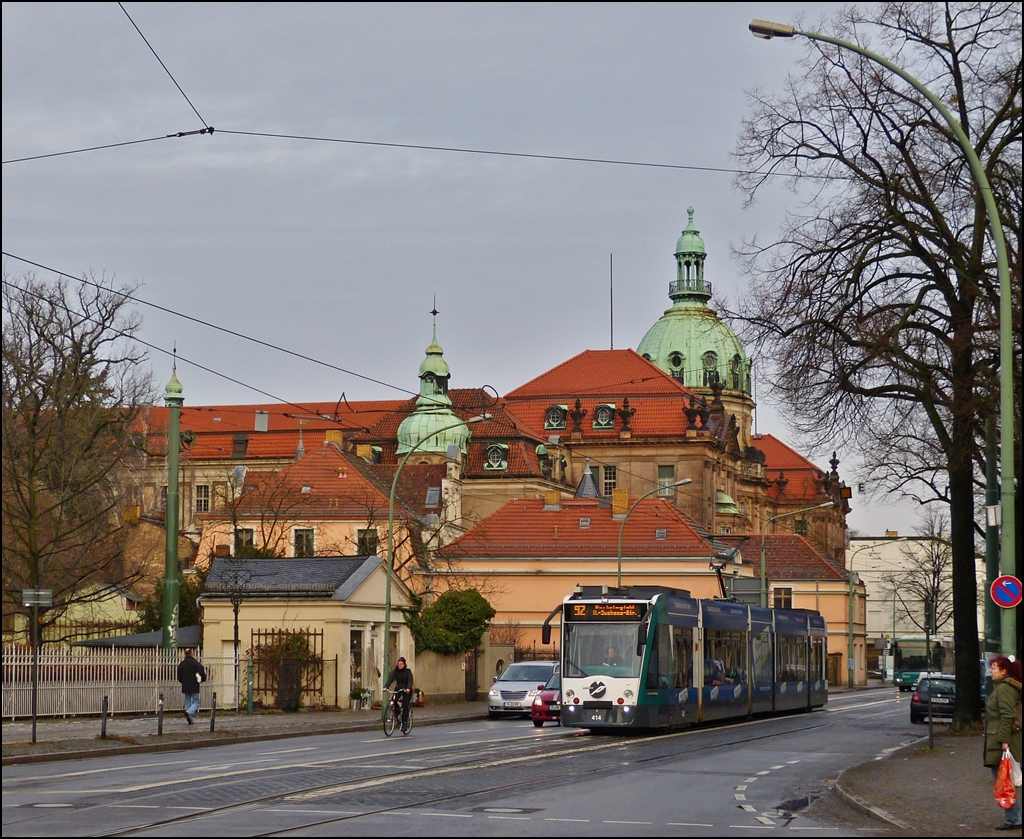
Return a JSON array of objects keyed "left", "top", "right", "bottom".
[
  {"left": 384, "top": 657, "right": 414, "bottom": 729},
  {"left": 177, "top": 648, "right": 206, "bottom": 725}
]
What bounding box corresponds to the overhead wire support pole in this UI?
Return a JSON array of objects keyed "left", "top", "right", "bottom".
[{"left": 749, "top": 17, "right": 1016, "bottom": 657}]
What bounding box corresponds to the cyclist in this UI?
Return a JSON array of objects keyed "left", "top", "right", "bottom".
[{"left": 384, "top": 656, "right": 414, "bottom": 730}]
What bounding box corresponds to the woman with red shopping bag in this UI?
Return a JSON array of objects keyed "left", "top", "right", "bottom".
[{"left": 985, "top": 656, "right": 1022, "bottom": 830}]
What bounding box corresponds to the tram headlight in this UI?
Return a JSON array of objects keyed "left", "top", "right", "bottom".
[
  {"left": 565, "top": 689, "right": 575, "bottom": 699},
  {"left": 623, "top": 689, "right": 634, "bottom": 699}
]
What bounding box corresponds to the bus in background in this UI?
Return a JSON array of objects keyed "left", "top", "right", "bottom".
[{"left": 891, "top": 635, "right": 954, "bottom": 691}]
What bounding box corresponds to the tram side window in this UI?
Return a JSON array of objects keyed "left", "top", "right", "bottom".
[
  {"left": 672, "top": 626, "right": 692, "bottom": 688},
  {"left": 646, "top": 624, "right": 673, "bottom": 689},
  {"left": 705, "top": 629, "right": 747, "bottom": 684},
  {"left": 777, "top": 636, "right": 808, "bottom": 682},
  {"left": 752, "top": 629, "right": 772, "bottom": 690},
  {"left": 810, "top": 638, "right": 825, "bottom": 682}
]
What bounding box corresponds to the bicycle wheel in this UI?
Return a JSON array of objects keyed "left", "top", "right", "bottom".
[
  {"left": 383, "top": 704, "right": 398, "bottom": 737},
  {"left": 402, "top": 707, "right": 413, "bottom": 735}
]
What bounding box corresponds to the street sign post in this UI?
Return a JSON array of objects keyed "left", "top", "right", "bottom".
[
  {"left": 21, "top": 588, "right": 53, "bottom": 744},
  {"left": 990, "top": 575, "right": 1022, "bottom": 610}
]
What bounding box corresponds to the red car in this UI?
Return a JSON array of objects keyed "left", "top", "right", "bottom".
[{"left": 530, "top": 670, "right": 561, "bottom": 727}]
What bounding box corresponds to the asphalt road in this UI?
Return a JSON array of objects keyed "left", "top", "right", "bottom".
[{"left": 2, "top": 691, "right": 914, "bottom": 836}]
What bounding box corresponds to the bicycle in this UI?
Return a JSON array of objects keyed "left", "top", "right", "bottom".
[{"left": 382, "top": 688, "right": 413, "bottom": 736}]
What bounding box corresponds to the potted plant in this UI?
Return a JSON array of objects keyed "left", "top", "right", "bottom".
[{"left": 349, "top": 687, "right": 365, "bottom": 710}]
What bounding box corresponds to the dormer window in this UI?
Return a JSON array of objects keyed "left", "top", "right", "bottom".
[
  {"left": 578, "top": 517, "right": 591, "bottom": 529},
  {"left": 425, "top": 486, "right": 441, "bottom": 506},
  {"left": 483, "top": 443, "right": 508, "bottom": 471},
  {"left": 593, "top": 403, "right": 616, "bottom": 430},
  {"left": 655, "top": 529, "right": 668, "bottom": 540},
  {"left": 702, "top": 351, "right": 718, "bottom": 386},
  {"left": 544, "top": 405, "right": 567, "bottom": 430}
]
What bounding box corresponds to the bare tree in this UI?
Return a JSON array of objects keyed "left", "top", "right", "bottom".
[
  {"left": 879, "top": 510, "right": 955, "bottom": 634},
  {"left": 728, "top": 3, "right": 1021, "bottom": 724},
  {"left": 2, "top": 272, "right": 155, "bottom": 645}
]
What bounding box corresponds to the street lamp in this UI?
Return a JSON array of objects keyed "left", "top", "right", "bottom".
[
  {"left": 847, "top": 538, "right": 908, "bottom": 689},
  {"left": 616, "top": 479, "right": 692, "bottom": 588},
  {"left": 749, "top": 17, "right": 1015, "bottom": 656},
  {"left": 760, "top": 502, "right": 834, "bottom": 608},
  {"left": 382, "top": 413, "right": 491, "bottom": 718}
]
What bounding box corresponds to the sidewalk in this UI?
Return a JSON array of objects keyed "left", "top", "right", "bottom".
[{"left": 2, "top": 689, "right": 1009, "bottom": 836}]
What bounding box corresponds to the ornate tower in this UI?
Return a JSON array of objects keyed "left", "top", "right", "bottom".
[{"left": 636, "top": 207, "right": 755, "bottom": 446}]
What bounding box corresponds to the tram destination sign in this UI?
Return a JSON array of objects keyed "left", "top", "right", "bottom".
[{"left": 567, "top": 602, "right": 647, "bottom": 621}]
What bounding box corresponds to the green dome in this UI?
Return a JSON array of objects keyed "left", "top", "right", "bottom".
[
  {"left": 396, "top": 315, "right": 470, "bottom": 455},
  {"left": 636, "top": 208, "right": 751, "bottom": 394},
  {"left": 675, "top": 206, "right": 705, "bottom": 256},
  {"left": 164, "top": 365, "right": 184, "bottom": 406}
]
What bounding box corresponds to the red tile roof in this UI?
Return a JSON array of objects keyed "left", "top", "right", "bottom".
[
  {"left": 753, "top": 433, "right": 826, "bottom": 501},
  {"left": 438, "top": 497, "right": 711, "bottom": 557},
  {"left": 506, "top": 349, "right": 692, "bottom": 399},
  {"left": 719, "top": 534, "right": 847, "bottom": 581}
]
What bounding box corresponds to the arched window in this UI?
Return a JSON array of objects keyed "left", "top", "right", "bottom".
[{"left": 702, "top": 351, "right": 718, "bottom": 386}]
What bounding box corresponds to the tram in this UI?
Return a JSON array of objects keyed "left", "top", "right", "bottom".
[{"left": 542, "top": 585, "right": 828, "bottom": 731}]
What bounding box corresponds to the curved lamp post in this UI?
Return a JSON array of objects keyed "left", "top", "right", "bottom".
[
  {"left": 846, "top": 538, "right": 907, "bottom": 688},
  {"left": 381, "top": 413, "right": 490, "bottom": 718},
  {"left": 750, "top": 17, "right": 1015, "bottom": 656},
  {"left": 760, "top": 502, "right": 834, "bottom": 608},
  {"left": 616, "top": 479, "right": 692, "bottom": 588}
]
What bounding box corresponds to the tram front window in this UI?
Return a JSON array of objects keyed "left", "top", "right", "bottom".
[{"left": 564, "top": 623, "right": 641, "bottom": 678}]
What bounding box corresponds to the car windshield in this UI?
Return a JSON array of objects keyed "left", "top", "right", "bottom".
[
  {"left": 498, "top": 663, "right": 554, "bottom": 683},
  {"left": 543, "top": 674, "right": 561, "bottom": 691}
]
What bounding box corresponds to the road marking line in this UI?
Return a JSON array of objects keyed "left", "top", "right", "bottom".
[
  {"left": 735, "top": 794, "right": 747, "bottom": 800},
  {"left": 545, "top": 818, "right": 590, "bottom": 822},
  {"left": 604, "top": 820, "right": 652, "bottom": 824},
  {"left": 668, "top": 823, "right": 713, "bottom": 827},
  {"left": 770, "top": 764, "right": 785, "bottom": 769},
  {"left": 756, "top": 816, "right": 775, "bottom": 825},
  {"left": 422, "top": 813, "right": 472, "bottom": 818},
  {"left": 740, "top": 804, "right": 757, "bottom": 812},
  {"left": 728, "top": 824, "right": 773, "bottom": 829},
  {"left": 736, "top": 785, "right": 748, "bottom": 790},
  {"left": 489, "top": 815, "right": 531, "bottom": 820},
  {"left": 756, "top": 770, "right": 771, "bottom": 775},
  {"left": 256, "top": 747, "right": 319, "bottom": 755},
  {"left": 744, "top": 777, "right": 759, "bottom": 783},
  {"left": 107, "top": 805, "right": 159, "bottom": 809}
]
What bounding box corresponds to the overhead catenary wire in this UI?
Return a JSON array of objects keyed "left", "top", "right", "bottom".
[{"left": 118, "top": 1, "right": 212, "bottom": 132}]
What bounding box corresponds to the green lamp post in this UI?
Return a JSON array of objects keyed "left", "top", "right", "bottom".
[
  {"left": 749, "top": 17, "right": 1016, "bottom": 657},
  {"left": 616, "top": 479, "right": 692, "bottom": 588},
  {"left": 381, "top": 413, "right": 490, "bottom": 719}
]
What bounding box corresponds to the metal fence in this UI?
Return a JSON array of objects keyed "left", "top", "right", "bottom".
[{"left": 1, "top": 646, "right": 235, "bottom": 719}]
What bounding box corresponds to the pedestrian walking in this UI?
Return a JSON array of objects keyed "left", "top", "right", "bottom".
[
  {"left": 985, "top": 655, "right": 1022, "bottom": 830},
  {"left": 177, "top": 648, "right": 206, "bottom": 726}
]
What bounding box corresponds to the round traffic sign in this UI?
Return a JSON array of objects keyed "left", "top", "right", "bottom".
[{"left": 990, "top": 575, "right": 1022, "bottom": 609}]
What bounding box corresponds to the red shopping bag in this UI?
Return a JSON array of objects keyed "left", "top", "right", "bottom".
[{"left": 996, "top": 750, "right": 1017, "bottom": 809}]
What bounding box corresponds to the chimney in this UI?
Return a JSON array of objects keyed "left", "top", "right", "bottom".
[
  {"left": 254, "top": 410, "right": 269, "bottom": 432},
  {"left": 885, "top": 530, "right": 899, "bottom": 538},
  {"left": 611, "top": 487, "right": 629, "bottom": 517},
  {"left": 543, "top": 490, "right": 561, "bottom": 511},
  {"left": 214, "top": 544, "right": 230, "bottom": 558}
]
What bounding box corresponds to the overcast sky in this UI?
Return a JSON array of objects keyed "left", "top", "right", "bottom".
[{"left": 2, "top": 1, "right": 922, "bottom": 535}]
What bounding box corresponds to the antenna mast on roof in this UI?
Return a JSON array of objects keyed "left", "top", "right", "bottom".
[{"left": 609, "top": 254, "right": 614, "bottom": 350}]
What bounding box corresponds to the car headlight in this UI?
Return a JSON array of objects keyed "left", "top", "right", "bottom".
[
  {"left": 488, "top": 688, "right": 499, "bottom": 698},
  {"left": 527, "top": 689, "right": 540, "bottom": 698},
  {"left": 533, "top": 696, "right": 543, "bottom": 706}
]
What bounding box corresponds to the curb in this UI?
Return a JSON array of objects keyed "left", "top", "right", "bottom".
[
  {"left": 833, "top": 774, "right": 911, "bottom": 830},
  {"left": 2, "top": 712, "right": 489, "bottom": 767}
]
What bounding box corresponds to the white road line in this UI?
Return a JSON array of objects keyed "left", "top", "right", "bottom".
[
  {"left": 736, "top": 784, "right": 748, "bottom": 790},
  {"left": 740, "top": 804, "right": 757, "bottom": 812},
  {"left": 756, "top": 770, "right": 771, "bottom": 775},
  {"left": 735, "top": 794, "right": 747, "bottom": 800},
  {"left": 744, "top": 777, "right": 759, "bottom": 783},
  {"left": 256, "top": 747, "right": 319, "bottom": 755},
  {"left": 728, "top": 824, "right": 773, "bottom": 829},
  {"left": 668, "top": 823, "right": 713, "bottom": 827},
  {"left": 422, "top": 813, "right": 472, "bottom": 818},
  {"left": 545, "top": 818, "right": 590, "bottom": 822},
  {"left": 770, "top": 764, "right": 785, "bottom": 769},
  {"left": 262, "top": 809, "right": 360, "bottom": 815},
  {"left": 604, "top": 820, "right": 652, "bottom": 824},
  {"left": 488, "top": 815, "right": 531, "bottom": 820},
  {"left": 756, "top": 816, "right": 775, "bottom": 825},
  {"left": 107, "top": 805, "right": 159, "bottom": 809}
]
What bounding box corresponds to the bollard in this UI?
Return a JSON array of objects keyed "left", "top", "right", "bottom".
[
  {"left": 158, "top": 692, "right": 164, "bottom": 736},
  {"left": 210, "top": 691, "right": 217, "bottom": 732},
  {"left": 101, "top": 695, "right": 108, "bottom": 739}
]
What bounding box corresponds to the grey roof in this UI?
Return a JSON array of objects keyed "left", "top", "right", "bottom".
[
  {"left": 204, "top": 555, "right": 381, "bottom": 600},
  {"left": 74, "top": 625, "right": 202, "bottom": 648}
]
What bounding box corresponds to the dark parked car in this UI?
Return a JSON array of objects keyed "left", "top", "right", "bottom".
[
  {"left": 910, "top": 674, "right": 956, "bottom": 724},
  {"left": 530, "top": 669, "right": 561, "bottom": 727}
]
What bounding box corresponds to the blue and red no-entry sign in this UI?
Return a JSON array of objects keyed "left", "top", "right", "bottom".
[{"left": 990, "top": 575, "right": 1023, "bottom": 609}]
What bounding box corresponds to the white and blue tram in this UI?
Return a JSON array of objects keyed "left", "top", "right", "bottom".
[{"left": 542, "top": 585, "right": 828, "bottom": 731}]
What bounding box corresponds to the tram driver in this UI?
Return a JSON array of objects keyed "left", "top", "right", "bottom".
[{"left": 602, "top": 645, "right": 625, "bottom": 667}]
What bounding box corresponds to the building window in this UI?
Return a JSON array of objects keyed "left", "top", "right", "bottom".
[
  {"left": 160, "top": 485, "right": 168, "bottom": 510},
  {"left": 234, "top": 528, "right": 254, "bottom": 556},
  {"left": 794, "top": 519, "right": 808, "bottom": 536},
  {"left": 578, "top": 518, "right": 591, "bottom": 529},
  {"left": 602, "top": 465, "right": 617, "bottom": 496},
  {"left": 655, "top": 529, "right": 668, "bottom": 540},
  {"left": 658, "top": 465, "right": 675, "bottom": 496},
  {"left": 483, "top": 443, "right": 508, "bottom": 471},
  {"left": 773, "top": 587, "right": 793, "bottom": 610},
  {"left": 294, "top": 528, "right": 314, "bottom": 557},
  {"left": 357, "top": 528, "right": 379, "bottom": 556},
  {"left": 232, "top": 433, "right": 249, "bottom": 459},
  {"left": 544, "top": 405, "right": 567, "bottom": 430},
  {"left": 425, "top": 486, "right": 441, "bottom": 506},
  {"left": 195, "top": 484, "right": 210, "bottom": 513},
  {"left": 702, "top": 351, "right": 719, "bottom": 386},
  {"left": 593, "top": 404, "right": 616, "bottom": 430}
]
